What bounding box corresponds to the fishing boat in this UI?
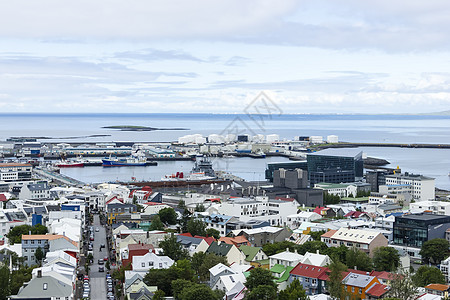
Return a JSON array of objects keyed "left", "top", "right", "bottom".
[
  {"left": 56, "top": 161, "right": 84, "bottom": 168},
  {"left": 102, "top": 156, "right": 147, "bottom": 167}
]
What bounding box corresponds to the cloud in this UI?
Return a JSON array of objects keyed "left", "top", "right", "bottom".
[{"left": 114, "top": 48, "right": 204, "bottom": 62}]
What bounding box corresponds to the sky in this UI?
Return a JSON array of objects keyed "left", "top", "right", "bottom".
[{"left": 1, "top": 0, "right": 450, "bottom": 114}]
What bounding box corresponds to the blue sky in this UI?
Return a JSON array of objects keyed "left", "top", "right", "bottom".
[{"left": 1, "top": 0, "right": 450, "bottom": 113}]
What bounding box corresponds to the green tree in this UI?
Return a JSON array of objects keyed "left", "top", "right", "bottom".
[
  {"left": 0, "top": 265, "right": 11, "bottom": 300},
  {"left": 10, "top": 266, "right": 36, "bottom": 295},
  {"left": 262, "top": 241, "right": 297, "bottom": 256},
  {"left": 372, "top": 246, "right": 400, "bottom": 272},
  {"left": 412, "top": 266, "right": 446, "bottom": 287},
  {"left": 195, "top": 204, "right": 205, "bottom": 212},
  {"left": 177, "top": 200, "right": 186, "bottom": 210},
  {"left": 171, "top": 279, "right": 192, "bottom": 299},
  {"left": 324, "top": 244, "right": 348, "bottom": 265},
  {"left": 191, "top": 252, "right": 227, "bottom": 282},
  {"left": 346, "top": 247, "right": 372, "bottom": 271},
  {"left": 145, "top": 268, "right": 179, "bottom": 296},
  {"left": 152, "top": 290, "right": 165, "bottom": 300},
  {"left": 245, "top": 285, "right": 277, "bottom": 300},
  {"left": 245, "top": 268, "right": 277, "bottom": 291},
  {"left": 34, "top": 247, "right": 44, "bottom": 266},
  {"left": 158, "top": 207, "right": 178, "bottom": 225},
  {"left": 105, "top": 260, "right": 111, "bottom": 271},
  {"left": 420, "top": 238, "right": 450, "bottom": 264},
  {"left": 327, "top": 258, "right": 347, "bottom": 300},
  {"left": 297, "top": 240, "right": 328, "bottom": 255},
  {"left": 149, "top": 215, "right": 165, "bottom": 231},
  {"left": 324, "top": 193, "right": 341, "bottom": 205},
  {"left": 6, "top": 224, "right": 48, "bottom": 244},
  {"left": 159, "top": 234, "right": 189, "bottom": 261},
  {"left": 179, "top": 283, "right": 219, "bottom": 300},
  {"left": 309, "top": 230, "right": 326, "bottom": 241},
  {"left": 278, "top": 279, "right": 308, "bottom": 300},
  {"left": 389, "top": 271, "right": 417, "bottom": 300},
  {"left": 187, "top": 218, "right": 206, "bottom": 236},
  {"left": 205, "top": 228, "right": 220, "bottom": 239}
]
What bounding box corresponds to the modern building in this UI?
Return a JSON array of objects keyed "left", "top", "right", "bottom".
[
  {"left": 393, "top": 213, "right": 450, "bottom": 248},
  {"left": 306, "top": 149, "right": 364, "bottom": 185},
  {"left": 410, "top": 201, "right": 450, "bottom": 216},
  {"left": 366, "top": 169, "right": 394, "bottom": 192},
  {"left": 265, "top": 161, "right": 307, "bottom": 182},
  {"left": 0, "top": 163, "right": 32, "bottom": 182},
  {"left": 385, "top": 172, "right": 435, "bottom": 201}
]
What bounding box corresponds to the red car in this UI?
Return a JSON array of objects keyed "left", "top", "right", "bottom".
[{"left": 104, "top": 256, "right": 108, "bottom": 261}]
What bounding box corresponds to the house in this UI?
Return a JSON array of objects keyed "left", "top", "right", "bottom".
[
  {"left": 132, "top": 252, "right": 174, "bottom": 272},
  {"left": 313, "top": 207, "right": 336, "bottom": 218},
  {"left": 18, "top": 181, "right": 51, "bottom": 200},
  {"left": 286, "top": 212, "right": 321, "bottom": 229},
  {"left": 271, "top": 264, "right": 295, "bottom": 290},
  {"left": 122, "top": 243, "right": 155, "bottom": 268},
  {"left": 238, "top": 245, "right": 268, "bottom": 266},
  {"left": 342, "top": 272, "right": 380, "bottom": 299},
  {"left": 141, "top": 202, "right": 170, "bottom": 215},
  {"left": 215, "top": 272, "right": 247, "bottom": 294},
  {"left": 269, "top": 250, "right": 304, "bottom": 268},
  {"left": 425, "top": 284, "right": 450, "bottom": 297},
  {"left": 219, "top": 236, "right": 250, "bottom": 247},
  {"left": 107, "top": 203, "right": 137, "bottom": 224},
  {"left": 22, "top": 234, "right": 79, "bottom": 266},
  {"left": 365, "top": 282, "right": 390, "bottom": 299},
  {"left": 302, "top": 251, "right": 331, "bottom": 267},
  {"left": 10, "top": 270, "right": 73, "bottom": 299},
  {"left": 231, "top": 226, "right": 292, "bottom": 247},
  {"left": 206, "top": 241, "right": 246, "bottom": 265},
  {"left": 209, "top": 263, "right": 235, "bottom": 289},
  {"left": 344, "top": 211, "right": 371, "bottom": 221},
  {"left": 320, "top": 227, "right": 388, "bottom": 256},
  {"left": 125, "top": 271, "right": 157, "bottom": 300},
  {"left": 204, "top": 214, "right": 237, "bottom": 236},
  {"left": 288, "top": 263, "right": 329, "bottom": 295}
]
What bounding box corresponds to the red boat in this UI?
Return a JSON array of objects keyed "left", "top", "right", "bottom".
[{"left": 56, "top": 161, "right": 84, "bottom": 168}]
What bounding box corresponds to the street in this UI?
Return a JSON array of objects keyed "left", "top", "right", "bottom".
[{"left": 90, "top": 214, "right": 108, "bottom": 299}]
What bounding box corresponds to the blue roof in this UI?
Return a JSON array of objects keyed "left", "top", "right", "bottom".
[{"left": 204, "top": 214, "right": 233, "bottom": 225}]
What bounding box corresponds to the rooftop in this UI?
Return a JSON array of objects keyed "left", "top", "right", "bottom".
[
  {"left": 425, "top": 284, "right": 450, "bottom": 292},
  {"left": 307, "top": 148, "right": 362, "bottom": 158},
  {"left": 398, "top": 213, "right": 450, "bottom": 221},
  {"left": 342, "top": 272, "right": 376, "bottom": 288}
]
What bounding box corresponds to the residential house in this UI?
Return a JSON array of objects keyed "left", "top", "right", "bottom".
[
  {"left": 22, "top": 234, "right": 78, "bottom": 266},
  {"left": 365, "top": 283, "right": 390, "bottom": 299},
  {"left": 238, "top": 245, "right": 268, "bottom": 267},
  {"left": 321, "top": 227, "right": 388, "bottom": 256},
  {"left": 219, "top": 236, "right": 250, "bottom": 247},
  {"left": 342, "top": 272, "right": 380, "bottom": 299},
  {"left": 209, "top": 263, "right": 235, "bottom": 289},
  {"left": 204, "top": 214, "right": 237, "bottom": 236},
  {"left": 206, "top": 241, "right": 246, "bottom": 265},
  {"left": 425, "top": 284, "right": 450, "bottom": 297},
  {"left": 10, "top": 270, "right": 73, "bottom": 299},
  {"left": 286, "top": 212, "right": 321, "bottom": 229},
  {"left": 288, "top": 263, "right": 329, "bottom": 295},
  {"left": 18, "top": 181, "right": 51, "bottom": 200},
  {"left": 269, "top": 250, "right": 304, "bottom": 268},
  {"left": 231, "top": 226, "right": 292, "bottom": 247},
  {"left": 132, "top": 252, "right": 174, "bottom": 272},
  {"left": 107, "top": 203, "right": 137, "bottom": 225},
  {"left": 122, "top": 243, "right": 155, "bottom": 268},
  {"left": 313, "top": 207, "right": 336, "bottom": 218}
]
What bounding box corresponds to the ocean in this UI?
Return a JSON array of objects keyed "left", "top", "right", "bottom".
[{"left": 1, "top": 113, "right": 449, "bottom": 189}]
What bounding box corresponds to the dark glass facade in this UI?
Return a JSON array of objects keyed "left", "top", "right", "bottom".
[
  {"left": 306, "top": 151, "right": 363, "bottom": 185},
  {"left": 393, "top": 213, "right": 450, "bottom": 247},
  {"left": 265, "top": 161, "right": 307, "bottom": 181}
]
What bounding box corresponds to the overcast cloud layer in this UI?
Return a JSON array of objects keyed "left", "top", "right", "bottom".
[{"left": 1, "top": 0, "right": 450, "bottom": 113}]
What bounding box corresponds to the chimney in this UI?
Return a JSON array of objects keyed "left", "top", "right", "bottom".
[
  {"left": 286, "top": 248, "right": 289, "bottom": 252},
  {"left": 294, "top": 249, "right": 298, "bottom": 254},
  {"left": 316, "top": 250, "right": 319, "bottom": 254},
  {"left": 354, "top": 266, "right": 357, "bottom": 270},
  {"left": 37, "top": 270, "right": 42, "bottom": 278}
]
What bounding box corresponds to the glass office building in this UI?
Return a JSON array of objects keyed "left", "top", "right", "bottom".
[
  {"left": 306, "top": 149, "right": 363, "bottom": 185},
  {"left": 393, "top": 213, "right": 450, "bottom": 248}
]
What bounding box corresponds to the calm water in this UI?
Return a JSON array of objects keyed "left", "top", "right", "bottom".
[{"left": 1, "top": 113, "right": 449, "bottom": 189}]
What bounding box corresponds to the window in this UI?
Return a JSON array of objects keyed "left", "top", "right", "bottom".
[
  {"left": 359, "top": 288, "right": 362, "bottom": 294},
  {"left": 351, "top": 287, "right": 355, "bottom": 293},
  {"left": 159, "top": 263, "right": 162, "bottom": 268},
  {"left": 43, "top": 283, "right": 48, "bottom": 290},
  {"left": 142, "top": 262, "right": 145, "bottom": 267}
]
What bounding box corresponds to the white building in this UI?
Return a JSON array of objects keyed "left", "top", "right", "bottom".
[
  {"left": 309, "top": 136, "right": 323, "bottom": 144},
  {"left": 132, "top": 252, "right": 174, "bottom": 272},
  {"left": 266, "top": 134, "right": 280, "bottom": 143},
  {"left": 326, "top": 135, "right": 339, "bottom": 144},
  {"left": 269, "top": 250, "right": 304, "bottom": 268},
  {"left": 385, "top": 173, "right": 435, "bottom": 201},
  {"left": 410, "top": 200, "right": 450, "bottom": 215},
  {"left": 286, "top": 212, "right": 322, "bottom": 229}
]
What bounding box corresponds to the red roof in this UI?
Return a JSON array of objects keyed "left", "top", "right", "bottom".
[
  {"left": 194, "top": 235, "right": 216, "bottom": 245},
  {"left": 0, "top": 163, "right": 31, "bottom": 167},
  {"left": 143, "top": 202, "right": 164, "bottom": 206},
  {"left": 0, "top": 194, "right": 7, "bottom": 202},
  {"left": 344, "top": 211, "right": 367, "bottom": 218},
  {"left": 317, "top": 268, "right": 367, "bottom": 281},
  {"left": 290, "top": 263, "right": 329, "bottom": 279},
  {"left": 142, "top": 186, "right": 153, "bottom": 192},
  {"left": 207, "top": 198, "right": 221, "bottom": 202},
  {"left": 366, "top": 283, "right": 389, "bottom": 297},
  {"left": 106, "top": 196, "right": 124, "bottom": 205},
  {"left": 321, "top": 230, "right": 337, "bottom": 238},
  {"left": 313, "top": 207, "right": 325, "bottom": 214},
  {"left": 370, "top": 271, "right": 395, "bottom": 281},
  {"left": 128, "top": 243, "right": 154, "bottom": 252},
  {"left": 179, "top": 233, "right": 193, "bottom": 237}
]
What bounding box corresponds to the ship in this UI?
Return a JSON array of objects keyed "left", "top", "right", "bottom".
[
  {"left": 161, "top": 156, "right": 216, "bottom": 181},
  {"left": 56, "top": 160, "right": 84, "bottom": 168},
  {"left": 102, "top": 156, "right": 147, "bottom": 167}
]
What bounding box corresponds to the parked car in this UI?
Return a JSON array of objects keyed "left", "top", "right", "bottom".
[
  {"left": 98, "top": 259, "right": 104, "bottom": 265},
  {"left": 95, "top": 227, "right": 100, "bottom": 232},
  {"left": 99, "top": 266, "right": 104, "bottom": 272},
  {"left": 104, "top": 256, "right": 108, "bottom": 261}
]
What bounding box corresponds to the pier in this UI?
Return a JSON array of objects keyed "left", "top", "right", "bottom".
[{"left": 34, "top": 167, "right": 85, "bottom": 186}]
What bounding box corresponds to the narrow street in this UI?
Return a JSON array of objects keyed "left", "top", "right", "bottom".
[{"left": 90, "top": 214, "right": 108, "bottom": 299}]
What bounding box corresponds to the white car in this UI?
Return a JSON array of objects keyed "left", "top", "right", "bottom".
[{"left": 95, "top": 227, "right": 100, "bottom": 232}]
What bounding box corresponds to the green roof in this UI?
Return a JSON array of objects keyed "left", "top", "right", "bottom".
[
  {"left": 244, "top": 271, "right": 251, "bottom": 278},
  {"left": 340, "top": 197, "right": 369, "bottom": 202},
  {"left": 270, "top": 264, "right": 286, "bottom": 274},
  {"left": 276, "top": 266, "right": 294, "bottom": 283},
  {"left": 239, "top": 245, "right": 261, "bottom": 262}
]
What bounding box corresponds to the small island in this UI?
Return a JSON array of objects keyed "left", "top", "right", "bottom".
[{"left": 102, "top": 125, "right": 189, "bottom": 131}]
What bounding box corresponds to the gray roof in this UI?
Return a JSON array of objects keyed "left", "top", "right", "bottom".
[
  {"left": 206, "top": 241, "right": 233, "bottom": 256},
  {"left": 177, "top": 235, "right": 203, "bottom": 247},
  {"left": 129, "top": 287, "right": 154, "bottom": 300},
  {"left": 27, "top": 182, "right": 49, "bottom": 191},
  {"left": 125, "top": 273, "right": 145, "bottom": 290},
  {"left": 307, "top": 148, "right": 363, "bottom": 158},
  {"left": 11, "top": 276, "right": 72, "bottom": 298},
  {"left": 399, "top": 213, "right": 450, "bottom": 221},
  {"left": 342, "top": 273, "right": 376, "bottom": 288},
  {"left": 386, "top": 173, "right": 434, "bottom": 181}
]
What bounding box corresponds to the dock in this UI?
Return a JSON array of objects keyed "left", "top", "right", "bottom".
[{"left": 34, "top": 167, "right": 85, "bottom": 186}]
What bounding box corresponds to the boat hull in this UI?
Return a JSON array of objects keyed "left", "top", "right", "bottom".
[
  {"left": 57, "top": 163, "right": 84, "bottom": 168},
  {"left": 102, "top": 159, "right": 146, "bottom": 167}
]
